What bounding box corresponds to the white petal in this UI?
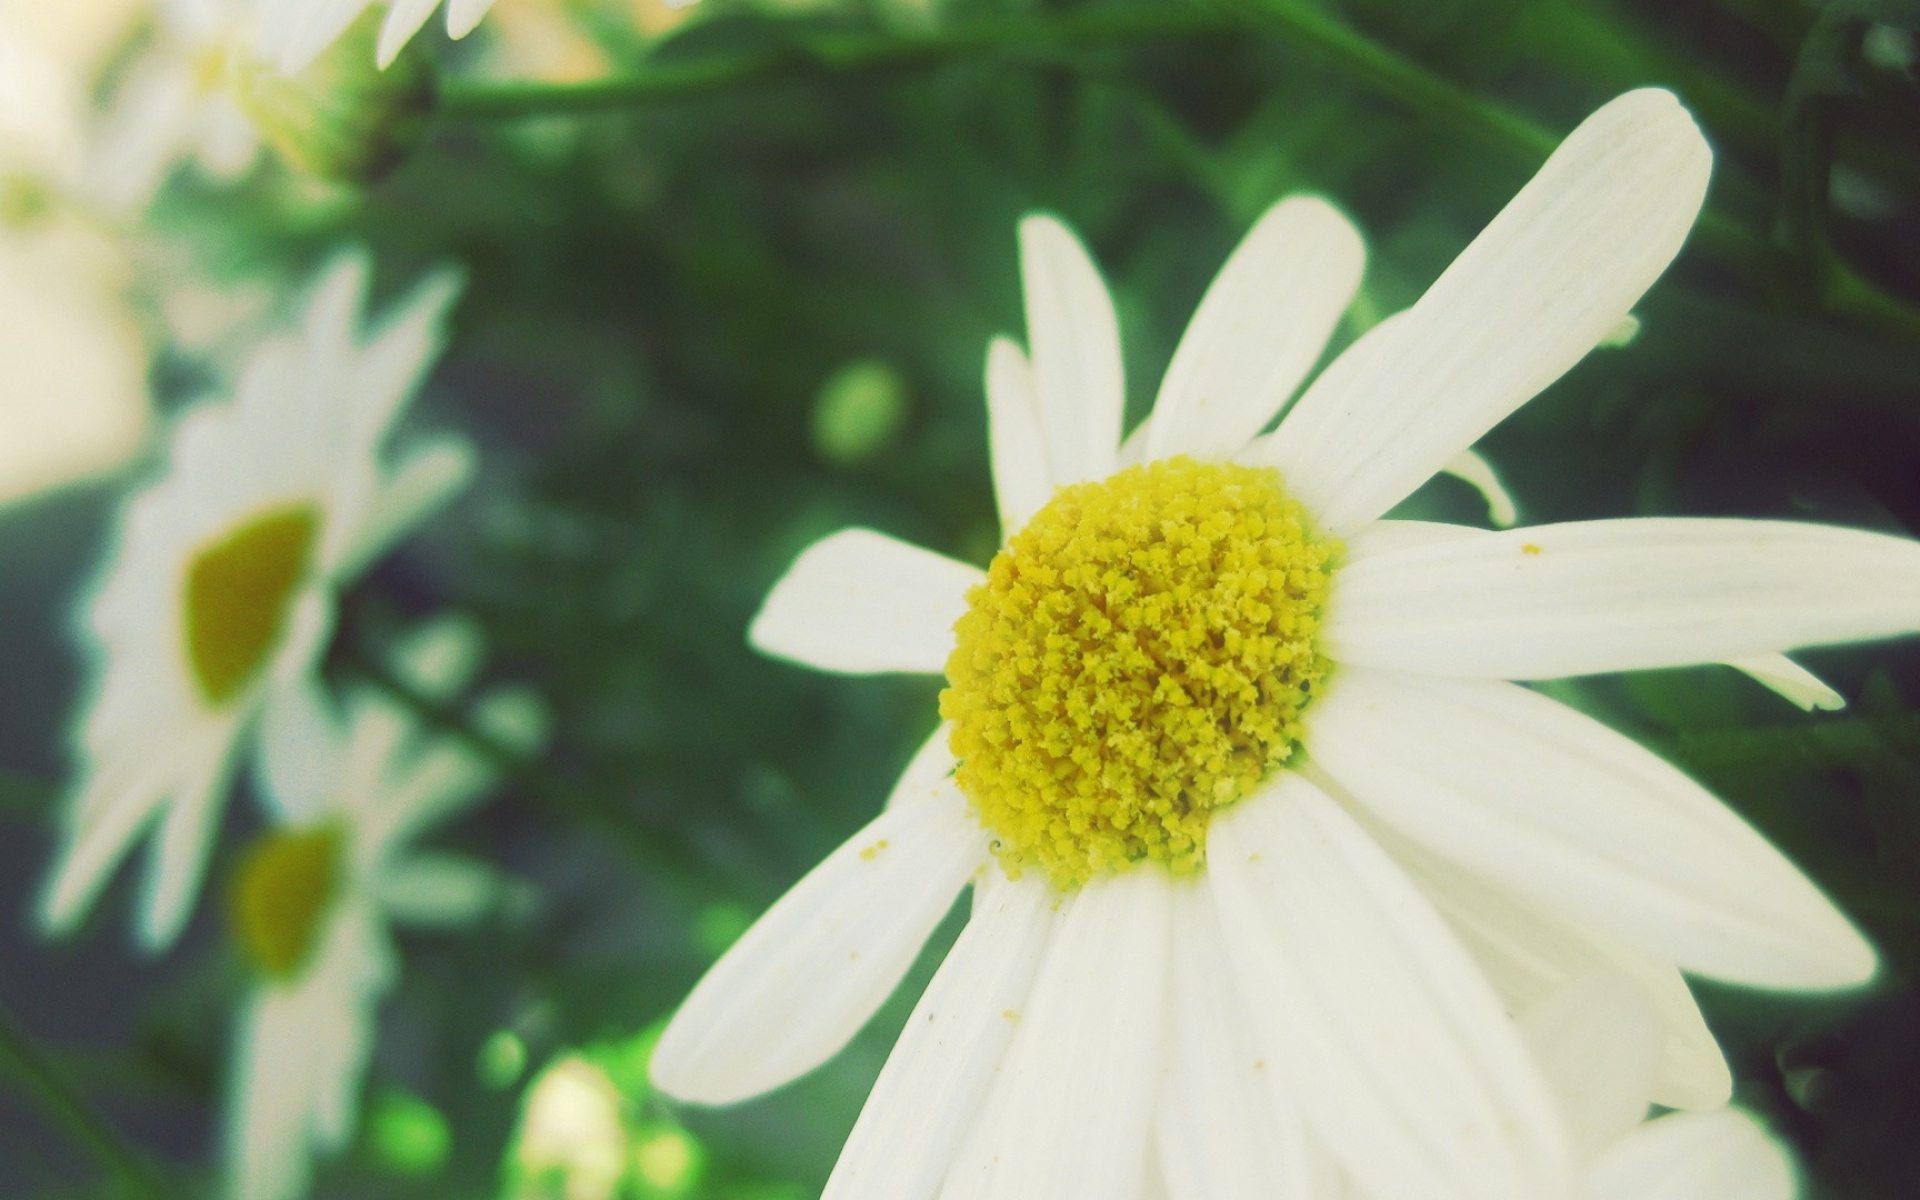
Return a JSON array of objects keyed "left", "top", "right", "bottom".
[
  {"left": 377, "top": 852, "right": 498, "bottom": 927},
  {"left": 984, "top": 337, "right": 1052, "bottom": 537},
  {"left": 377, "top": 0, "right": 442, "bottom": 66},
  {"left": 939, "top": 868, "right": 1170, "bottom": 1200},
  {"left": 1208, "top": 775, "right": 1572, "bottom": 1200},
  {"left": 884, "top": 723, "right": 957, "bottom": 812},
  {"left": 1146, "top": 196, "right": 1363, "bottom": 463},
  {"left": 389, "top": 613, "right": 486, "bottom": 700},
  {"left": 1441, "top": 447, "right": 1519, "bottom": 527},
  {"left": 446, "top": 0, "right": 499, "bottom": 38},
  {"left": 254, "top": 681, "right": 348, "bottom": 827},
  {"left": 1726, "top": 654, "right": 1846, "bottom": 711},
  {"left": 137, "top": 741, "right": 240, "bottom": 951},
  {"left": 824, "top": 872, "right": 1056, "bottom": 1200},
  {"left": 1326, "top": 518, "right": 1920, "bottom": 678},
  {"left": 1393, "top": 839, "right": 1730, "bottom": 1112},
  {"left": 1341, "top": 518, "right": 1485, "bottom": 559},
  {"left": 1583, "top": 1110, "right": 1796, "bottom": 1200},
  {"left": 1267, "top": 90, "right": 1710, "bottom": 533},
  {"left": 1019, "top": 215, "right": 1124, "bottom": 486},
  {"left": 1156, "top": 878, "right": 1312, "bottom": 1200},
  {"left": 1306, "top": 669, "right": 1877, "bottom": 988},
  {"left": 651, "top": 788, "right": 985, "bottom": 1104},
  {"left": 337, "top": 435, "right": 475, "bottom": 577},
  {"left": 1518, "top": 970, "right": 1661, "bottom": 1159},
  {"left": 38, "top": 751, "right": 184, "bottom": 938},
  {"left": 350, "top": 266, "right": 460, "bottom": 445},
  {"left": 226, "top": 989, "right": 318, "bottom": 1200},
  {"left": 354, "top": 738, "right": 494, "bottom": 864},
  {"left": 749, "top": 529, "right": 982, "bottom": 675}
]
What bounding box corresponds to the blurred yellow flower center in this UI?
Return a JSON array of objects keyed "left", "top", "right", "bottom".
[
  {"left": 183, "top": 505, "right": 319, "bottom": 706},
  {"left": 229, "top": 825, "right": 342, "bottom": 980},
  {"left": 941, "top": 457, "right": 1334, "bottom": 890}
]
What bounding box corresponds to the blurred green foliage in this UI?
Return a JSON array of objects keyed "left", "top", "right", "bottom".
[{"left": 10, "top": 0, "right": 1920, "bottom": 1197}]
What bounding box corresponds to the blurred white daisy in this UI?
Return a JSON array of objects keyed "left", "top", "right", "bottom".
[
  {"left": 39, "top": 250, "right": 475, "bottom": 951},
  {"left": 225, "top": 616, "right": 538, "bottom": 1200},
  {"left": 650, "top": 88, "right": 1915, "bottom": 1200},
  {"left": 86, "top": 0, "right": 262, "bottom": 214},
  {"left": 0, "top": 19, "right": 152, "bottom": 507}
]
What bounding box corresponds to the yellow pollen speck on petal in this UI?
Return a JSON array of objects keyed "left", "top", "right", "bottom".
[
  {"left": 229, "top": 824, "right": 343, "bottom": 980},
  {"left": 940, "top": 457, "right": 1335, "bottom": 891},
  {"left": 182, "top": 504, "right": 320, "bottom": 707},
  {"left": 1521, "top": 543, "right": 1543, "bottom": 556},
  {"left": 859, "top": 839, "right": 891, "bottom": 861}
]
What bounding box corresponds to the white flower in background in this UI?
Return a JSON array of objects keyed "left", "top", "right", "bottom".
[
  {"left": 39, "top": 251, "right": 475, "bottom": 951},
  {"left": 0, "top": 18, "right": 152, "bottom": 507},
  {"left": 86, "top": 0, "right": 262, "bottom": 214},
  {"left": 650, "top": 89, "right": 1917, "bottom": 1200},
  {"left": 259, "top": 0, "right": 502, "bottom": 72},
  {"left": 226, "top": 617, "right": 540, "bottom": 1200}
]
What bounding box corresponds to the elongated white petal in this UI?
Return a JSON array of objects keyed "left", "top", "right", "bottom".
[
  {"left": 824, "top": 873, "right": 1056, "bottom": 1200},
  {"left": 377, "top": 0, "right": 443, "bottom": 67},
  {"left": 1727, "top": 654, "right": 1846, "bottom": 711},
  {"left": 255, "top": 681, "right": 347, "bottom": 827},
  {"left": 1020, "top": 215, "right": 1123, "bottom": 486},
  {"left": 1441, "top": 447, "right": 1519, "bottom": 527},
  {"left": 1519, "top": 971, "right": 1661, "bottom": 1159},
  {"left": 1307, "top": 669, "right": 1876, "bottom": 988},
  {"left": 1341, "top": 518, "right": 1484, "bottom": 559},
  {"left": 38, "top": 751, "right": 184, "bottom": 938},
  {"left": 1145, "top": 196, "right": 1363, "bottom": 463},
  {"left": 749, "top": 529, "right": 982, "bottom": 675},
  {"left": 940, "top": 869, "right": 1171, "bottom": 1200},
  {"left": 1394, "top": 838, "right": 1730, "bottom": 1111},
  {"left": 1267, "top": 90, "right": 1710, "bottom": 533},
  {"left": 1209, "top": 776, "right": 1573, "bottom": 1200},
  {"left": 377, "top": 852, "right": 498, "bottom": 927},
  {"left": 652, "top": 788, "right": 985, "bottom": 1104},
  {"left": 338, "top": 435, "right": 475, "bottom": 577},
  {"left": 1156, "top": 878, "right": 1312, "bottom": 1200},
  {"left": 1583, "top": 1110, "right": 1795, "bottom": 1200},
  {"left": 446, "top": 0, "right": 498, "bottom": 38},
  {"left": 985, "top": 337, "right": 1053, "bottom": 537},
  {"left": 138, "top": 742, "right": 239, "bottom": 951},
  {"left": 1328, "top": 518, "right": 1920, "bottom": 678},
  {"left": 351, "top": 267, "right": 460, "bottom": 444}
]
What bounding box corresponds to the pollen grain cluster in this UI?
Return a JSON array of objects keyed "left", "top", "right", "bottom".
[{"left": 941, "top": 456, "right": 1334, "bottom": 891}]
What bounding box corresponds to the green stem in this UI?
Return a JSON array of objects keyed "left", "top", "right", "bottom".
[
  {"left": 441, "top": 5, "right": 1238, "bottom": 119},
  {"left": 1654, "top": 709, "right": 1920, "bottom": 776},
  {"left": 0, "top": 1000, "right": 172, "bottom": 1200}
]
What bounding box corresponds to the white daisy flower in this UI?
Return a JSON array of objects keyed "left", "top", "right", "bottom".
[
  {"left": 650, "top": 88, "right": 1914, "bottom": 1200},
  {"left": 225, "top": 617, "right": 531, "bottom": 1200},
  {"left": 86, "top": 0, "right": 262, "bottom": 214},
  {"left": 38, "top": 250, "right": 476, "bottom": 951},
  {"left": 257, "top": 0, "right": 501, "bottom": 73}
]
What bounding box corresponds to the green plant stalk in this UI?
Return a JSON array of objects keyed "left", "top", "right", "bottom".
[
  {"left": 441, "top": 5, "right": 1239, "bottom": 119},
  {"left": 0, "top": 1000, "right": 172, "bottom": 1200}
]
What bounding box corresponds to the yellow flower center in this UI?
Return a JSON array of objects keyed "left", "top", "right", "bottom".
[
  {"left": 182, "top": 505, "right": 320, "bottom": 707},
  {"left": 941, "top": 457, "right": 1335, "bottom": 891},
  {"left": 229, "top": 825, "right": 343, "bottom": 980}
]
